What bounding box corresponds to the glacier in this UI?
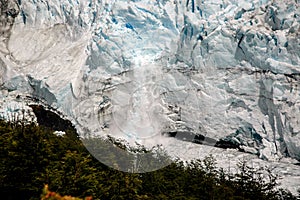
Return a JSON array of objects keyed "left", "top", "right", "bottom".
[{"left": 0, "top": 0, "right": 300, "bottom": 192}]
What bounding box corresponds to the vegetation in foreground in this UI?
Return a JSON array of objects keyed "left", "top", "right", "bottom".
[{"left": 0, "top": 120, "right": 299, "bottom": 200}]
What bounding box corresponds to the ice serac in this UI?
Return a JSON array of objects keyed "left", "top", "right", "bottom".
[
  {"left": 0, "top": 0, "right": 300, "bottom": 164},
  {"left": 166, "top": 0, "right": 300, "bottom": 162}
]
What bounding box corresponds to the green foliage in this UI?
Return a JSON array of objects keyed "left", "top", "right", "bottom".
[{"left": 0, "top": 120, "right": 298, "bottom": 200}]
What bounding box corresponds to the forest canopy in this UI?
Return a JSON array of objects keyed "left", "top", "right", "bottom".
[{"left": 0, "top": 120, "right": 299, "bottom": 200}]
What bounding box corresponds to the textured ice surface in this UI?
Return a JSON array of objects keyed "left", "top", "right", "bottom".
[{"left": 0, "top": 0, "right": 299, "bottom": 191}]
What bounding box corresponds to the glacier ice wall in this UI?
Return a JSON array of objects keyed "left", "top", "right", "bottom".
[{"left": 0, "top": 0, "right": 300, "bottom": 163}]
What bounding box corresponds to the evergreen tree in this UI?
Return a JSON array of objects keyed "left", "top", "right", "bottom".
[{"left": 0, "top": 120, "right": 298, "bottom": 200}]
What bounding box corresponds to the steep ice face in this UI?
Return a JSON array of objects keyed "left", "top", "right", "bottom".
[{"left": 0, "top": 0, "right": 300, "bottom": 165}]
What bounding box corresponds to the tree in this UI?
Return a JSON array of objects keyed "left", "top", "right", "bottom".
[{"left": 0, "top": 120, "right": 298, "bottom": 200}]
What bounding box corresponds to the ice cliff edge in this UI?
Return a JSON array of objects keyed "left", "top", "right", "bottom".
[{"left": 0, "top": 0, "right": 299, "bottom": 162}]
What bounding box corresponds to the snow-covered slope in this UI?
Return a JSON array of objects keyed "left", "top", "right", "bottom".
[{"left": 0, "top": 0, "right": 299, "bottom": 180}]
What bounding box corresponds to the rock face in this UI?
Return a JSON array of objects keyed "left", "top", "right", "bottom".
[{"left": 0, "top": 0, "right": 299, "bottom": 162}]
